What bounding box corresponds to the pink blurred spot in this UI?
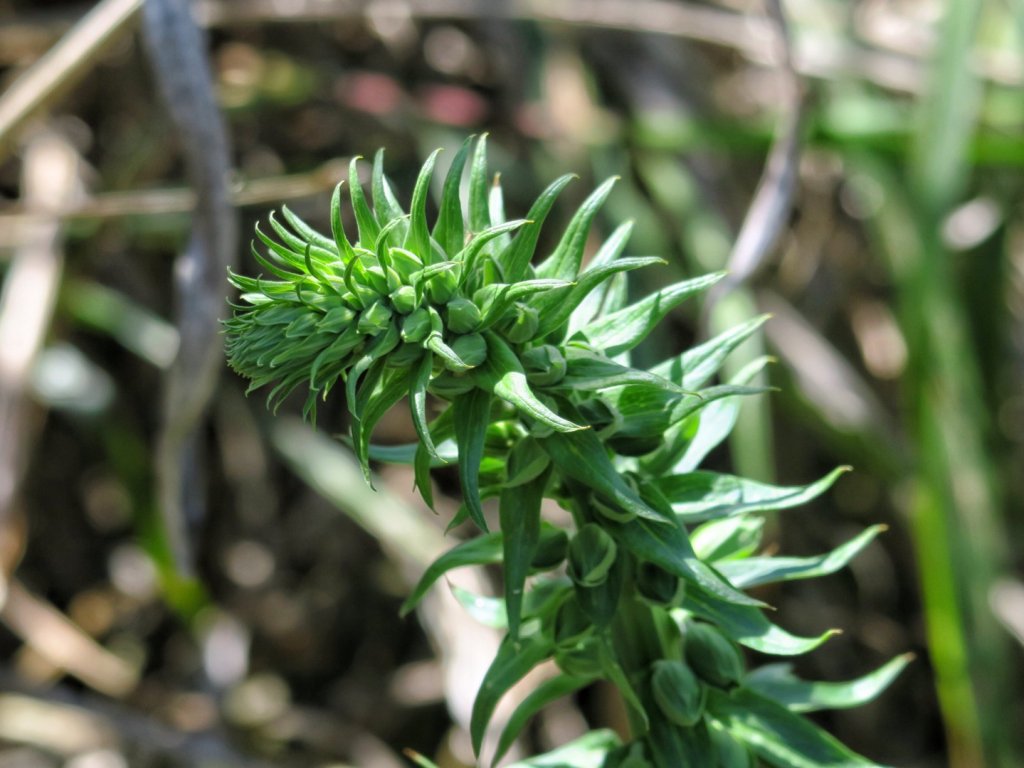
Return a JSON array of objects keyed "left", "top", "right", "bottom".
[
  {"left": 417, "top": 84, "right": 488, "bottom": 127},
  {"left": 338, "top": 72, "right": 404, "bottom": 115}
]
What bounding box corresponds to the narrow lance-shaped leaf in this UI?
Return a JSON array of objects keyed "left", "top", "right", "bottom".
[
  {"left": 533, "top": 256, "right": 666, "bottom": 340},
  {"left": 706, "top": 688, "right": 888, "bottom": 767},
  {"left": 555, "top": 346, "right": 685, "bottom": 392},
  {"left": 500, "top": 461, "right": 551, "bottom": 640},
  {"left": 493, "top": 673, "right": 597, "bottom": 767},
  {"left": 344, "top": 324, "right": 399, "bottom": 419},
  {"left": 433, "top": 136, "right": 473, "bottom": 257},
  {"left": 453, "top": 387, "right": 494, "bottom": 531},
  {"left": 505, "top": 731, "right": 621, "bottom": 768},
  {"left": 279, "top": 205, "right": 335, "bottom": 252},
  {"left": 536, "top": 176, "right": 618, "bottom": 281},
  {"left": 330, "top": 181, "right": 359, "bottom": 265},
  {"left": 497, "top": 173, "right": 576, "bottom": 282},
  {"left": 653, "top": 314, "right": 771, "bottom": 390},
  {"left": 680, "top": 589, "right": 838, "bottom": 656},
  {"left": 567, "top": 220, "right": 635, "bottom": 336},
  {"left": 608, "top": 516, "right": 765, "bottom": 607},
  {"left": 691, "top": 515, "right": 766, "bottom": 562},
  {"left": 416, "top": 408, "right": 454, "bottom": 510},
  {"left": 471, "top": 628, "right": 553, "bottom": 755},
  {"left": 372, "top": 148, "right": 407, "bottom": 228},
  {"left": 400, "top": 531, "right": 503, "bottom": 615},
  {"left": 404, "top": 148, "right": 441, "bottom": 258},
  {"left": 252, "top": 229, "right": 305, "bottom": 277},
  {"left": 350, "top": 366, "right": 411, "bottom": 485},
  {"left": 458, "top": 219, "right": 531, "bottom": 286},
  {"left": 348, "top": 156, "right": 380, "bottom": 246},
  {"left": 409, "top": 351, "right": 440, "bottom": 461},
  {"left": 468, "top": 133, "right": 491, "bottom": 234},
  {"left": 656, "top": 466, "right": 850, "bottom": 523},
  {"left": 363, "top": 439, "right": 456, "bottom": 466},
  {"left": 542, "top": 428, "right": 672, "bottom": 524},
  {"left": 744, "top": 654, "right": 913, "bottom": 713},
  {"left": 267, "top": 211, "right": 336, "bottom": 262},
  {"left": 668, "top": 356, "right": 772, "bottom": 474},
  {"left": 580, "top": 272, "right": 726, "bottom": 357},
  {"left": 476, "top": 279, "right": 571, "bottom": 330},
  {"left": 717, "top": 525, "right": 886, "bottom": 588},
  {"left": 475, "top": 333, "right": 584, "bottom": 433}
]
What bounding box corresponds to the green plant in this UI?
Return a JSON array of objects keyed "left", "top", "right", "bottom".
[{"left": 225, "top": 137, "right": 909, "bottom": 767}]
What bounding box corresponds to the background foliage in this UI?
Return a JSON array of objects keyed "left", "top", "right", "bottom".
[{"left": 0, "top": 1, "right": 1022, "bottom": 766}]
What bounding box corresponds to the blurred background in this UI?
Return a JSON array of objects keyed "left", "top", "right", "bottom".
[{"left": 0, "top": 0, "right": 1022, "bottom": 766}]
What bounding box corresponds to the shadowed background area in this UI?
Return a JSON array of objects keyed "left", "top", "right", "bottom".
[{"left": 1, "top": 0, "right": 1022, "bottom": 766}]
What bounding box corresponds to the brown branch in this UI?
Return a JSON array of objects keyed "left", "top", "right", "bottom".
[{"left": 0, "top": 0, "right": 143, "bottom": 161}]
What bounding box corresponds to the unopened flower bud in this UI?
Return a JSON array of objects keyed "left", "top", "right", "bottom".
[
  {"left": 401, "top": 308, "right": 431, "bottom": 343},
  {"left": 502, "top": 304, "right": 539, "bottom": 344},
  {"left": 684, "top": 621, "right": 744, "bottom": 688},
  {"left": 554, "top": 597, "right": 593, "bottom": 647},
  {"left": 450, "top": 333, "right": 487, "bottom": 368},
  {"left": 390, "top": 285, "right": 418, "bottom": 314},
  {"left": 521, "top": 344, "right": 567, "bottom": 386},
  {"left": 568, "top": 524, "right": 617, "bottom": 587},
  {"left": 446, "top": 297, "right": 482, "bottom": 333},
  {"left": 357, "top": 301, "right": 393, "bottom": 335},
  {"left": 425, "top": 269, "right": 458, "bottom": 304},
  {"left": 531, "top": 527, "right": 568, "bottom": 571},
  {"left": 636, "top": 561, "right": 685, "bottom": 606},
  {"left": 651, "top": 660, "right": 705, "bottom": 727}
]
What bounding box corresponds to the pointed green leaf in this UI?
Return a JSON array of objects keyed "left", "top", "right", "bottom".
[
  {"left": 556, "top": 347, "right": 685, "bottom": 392},
  {"left": 450, "top": 583, "right": 508, "bottom": 628},
  {"left": 433, "top": 136, "right": 473, "bottom": 257},
  {"left": 536, "top": 176, "right": 618, "bottom": 281},
  {"left": 493, "top": 673, "right": 597, "bottom": 767},
  {"left": 267, "top": 211, "right": 336, "bottom": 262},
  {"left": 653, "top": 314, "right": 770, "bottom": 390},
  {"left": 348, "top": 157, "right": 379, "bottom": 246},
  {"left": 471, "top": 628, "right": 553, "bottom": 755},
  {"left": 419, "top": 408, "right": 455, "bottom": 509},
  {"left": 364, "top": 438, "right": 456, "bottom": 465},
  {"left": 351, "top": 366, "right": 411, "bottom": 485},
  {"left": 541, "top": 429, "right": 671, "bottom": 524},
  {"left": 476, "top": 279, "right": 571, "bottom": 330},
  {"left": 505, "top": 731, "right": 621, "bottom": 768},
  {"left": 329, "top": 182, "right": 358, "bottom": 265},
  {"left": 580, "top": 272, "right": 726, "bottom": 356},
  {"left": 501, "top": 460, "right": 551, "bottom": 639},
  {"left": 680, "top": 589, "right": 837, "bottom": 655},
  {"left": 567, "top": 220, "right": 635, "bottom": 336},
  {"left": 453, "top": 387, "right": 494, "bottom": 531},
  {"left": 745, "top": 654, "right": 913, "bottom": 713},
  {"left": 344, "top": 324, "right": 399, "bottom": 418},
  {"left": 656, "top": 467, "right": 850, "bottom": 523},
  {"left": 279, "top": 205, "right": 335, "bottom": 252},
  {"left": 691, "top": 516, "right": 766, "bottom": 562},
  {"left": 608, "top": 516, "right": 764, "bottom": 606},
  {"left": 410, "top": 351, "right": 441, "bottom": 460},
  {"left": 475, "top": 333, "right": 583, "bottom": 433},
  {"left": 468, "top": 134, "right": 491, "bottom": 234},
  {"left": 717, "top": 525, "right": 886, "bottom": 588},
  {"left": 534, "top": 256, "right": 665, "bottom": 339},
  {"left": 706, "top": 688, "right": 888, "bottom": 767},
  {"left": 667, "top": 356, "right": 770, "bottom": 475},
  {"left": 458, "top": 219, "right": 531, "bottom": 284},
  {"left": 400, "top": 532, "right": 503, "bottom": 615},
  {"left": 404, "top": 148, "right": 442, "bottom": 259},
  {"left": 498, "top": 173, "right": 576, "bottom": 282},
  {"left": 372, "top": 148, "right": 406, "bottom": 227}
]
